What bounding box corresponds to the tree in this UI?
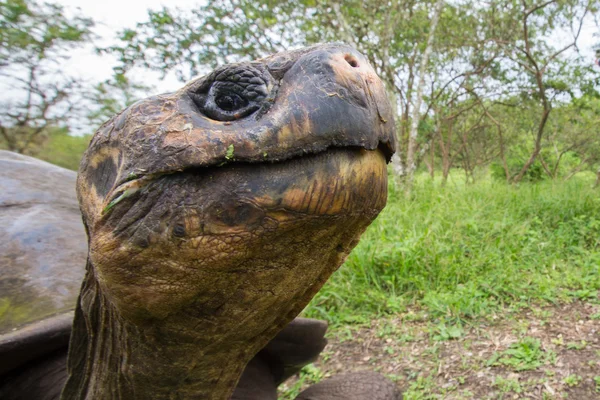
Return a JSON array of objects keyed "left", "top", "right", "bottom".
[
  {"left": 86, "top": 72, "right": 152, "bottom": 128},
  {"left": 106, "top": 0, "right": 599, "bottom": 185},
  {"left": 483, "top": 0, "right": 595, "bottom": 182},
  {"left": 0, "top": 0, "right": 93, "bottom": 154},
  {"left": 540, "top": 96, "right": 600, "bottom": 180},
  {"left": 405, "top": 0, "right": 445, "bottom": 190},
  {"left": 104, "top": 1, "right": 308, "bottom": 81}
]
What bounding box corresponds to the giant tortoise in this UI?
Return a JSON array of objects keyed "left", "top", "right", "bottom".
[{"left": 0, "top": 44, "right": 401, "bottom": 399}]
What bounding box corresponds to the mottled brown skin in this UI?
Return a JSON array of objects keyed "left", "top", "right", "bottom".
[{"left": 62, "top": 44, "right": 397, "bottom": 399}]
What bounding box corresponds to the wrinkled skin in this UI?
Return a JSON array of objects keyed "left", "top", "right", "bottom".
[
  {"left": 296, "top": 372, "right": 403, "bottom": 400},
  {"left": 62, "top": 44, "right": 397, "bottom": 399}
]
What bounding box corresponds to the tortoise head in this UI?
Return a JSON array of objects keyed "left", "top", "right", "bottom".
[{"left": 72, "top": 44, "right": 396, "bottom": 397}]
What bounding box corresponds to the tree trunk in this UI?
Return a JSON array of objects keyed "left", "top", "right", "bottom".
[
  {"left": 538, "top": 154, "right": 554, "bottom": 179},
  {"left": 437, "top": 116, "right": 453, "bottom": 187},
  {"left": 442, "top": 160, "right": 451, "bottom": 186},
  {"left": 404, "top": 0, "right": 444, "bottom": 193},
  {"left": 512, "top": 107, "right": 550, "bottom": 183},
  {"left": 498, "top": 130, "right": 510, "bottom": 183},
  {"left": 387, "top": 88, "right": 405, "bottom": 179},
  {"left": 429, "top": 140, "right": 435, "bottom": 179},
  {"left": 460, "top": 133, "right": 474, "bottom": 184}
]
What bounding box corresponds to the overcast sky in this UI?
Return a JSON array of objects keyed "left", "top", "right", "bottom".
[
  {"left": 55, "top": 0, "right": 599, "bottom": 95},
  {"left": 56, "top": 0, "right": 203, "bottom": 93}
]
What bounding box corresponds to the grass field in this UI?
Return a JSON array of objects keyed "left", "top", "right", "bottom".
[
  {"left": 282, "top": 172, "right": 600, "bottom": 399},
  {"left": 305, "top": 172, "right": 600, "bottom": 326}
]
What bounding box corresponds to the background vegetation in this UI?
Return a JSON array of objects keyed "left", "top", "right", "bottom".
[{"left": 307, "top": 173, "right": 600, "bottom": 325}]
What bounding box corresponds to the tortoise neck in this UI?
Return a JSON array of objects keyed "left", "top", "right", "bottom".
[{"left": 60, "top": 265, "right": 246, "bottom": 400}]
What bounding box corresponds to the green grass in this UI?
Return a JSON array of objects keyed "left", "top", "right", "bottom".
[
  {"left": 0, "top": 128, "right": 91, "bottom": 171},
  {"left": 487, "top": 337, "right": 555, "bottom": 371},
  {"left": 36, "top": 130, "right": 91, "bottom": 170},
  {"left": 305, "top": 172, "right": 600, "bottom": 326}
]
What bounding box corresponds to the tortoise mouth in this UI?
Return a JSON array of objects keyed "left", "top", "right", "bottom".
[
  {"left": 180, "top": 142, "right": 392, "bottom": 178},
  {"left": 96, "top": 146, "right": 388, "bottom": 262},
  {"left": 102, "top": 143, "right": 390, "bottom": 217},
  {"left": 196, "top": 146, "right": 389, "bottom": 219}
]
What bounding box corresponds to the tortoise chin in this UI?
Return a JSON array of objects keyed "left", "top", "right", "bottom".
[{"left": 90, "top": 147, "right": 387, "bottom": 326}]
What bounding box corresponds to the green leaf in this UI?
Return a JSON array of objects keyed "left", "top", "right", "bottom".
[{"left": 225, "top": 144, "right": 235, "bottom": 160}]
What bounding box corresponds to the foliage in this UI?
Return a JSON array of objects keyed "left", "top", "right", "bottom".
[
  {"left": 0, "top": 0, "right": 93, "bottom": 154},
  {"left": 0, "top": 127, "right": 90, "bottom": 170},
  {"left": 86, "top": 72, "right": 152, "bottom": 128},
  {"left": 492, "top": 376, "right": 523, "bottom": 394},
  {"left": 476, "top": 0, "right": 597, "bottom": 182},
  {"left": 279, "top": 364, "right": 324, "bottom": 399},
  {"left": 484, "top": 93, "right": 600, "bottom": 182},
  {"left": 34, "top": 128, "right": 91, "bottom": 170},
  {"left": 490, "top": 157, "right": 545, "bottom": 183},
  {"left": 431, "top": 321, "right": 463, "bottom": 341},
  {"left": 105, "top": 0, "right": 312, "bottom": 81},
  {"left": 1, "top": 0, "right": 598, "bottom": 179},
  {"left": 541, "top": 95, "right": 600, "bottom": 179},
  {"left": 563, "top": 374, "right": 583, "bottom": 387},
  {"left": 105, "top": 0, "right": 506, "bottom": 189}
]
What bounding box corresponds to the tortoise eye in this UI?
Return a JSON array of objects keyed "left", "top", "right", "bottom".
[
  {"left": 195, "top": 87, "right": 259, "bottom": 122},
  {"left": 215, "top": 94, "right": 247, "bottom": 112},
  {"left": 189, "top": 64, "right": 271, "bottom": 122}
]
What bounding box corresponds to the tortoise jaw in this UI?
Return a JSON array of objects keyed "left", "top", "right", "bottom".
[
  {"left": 80, "top": 146, "right": 387, "bottom": 399},
  {"left": 91, "top": 146, "right": 387, "bottom": 313}
]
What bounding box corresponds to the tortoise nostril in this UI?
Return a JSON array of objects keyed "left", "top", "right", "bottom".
[{"left": 345, "top": 54, "right": 359, "bottom": 68}]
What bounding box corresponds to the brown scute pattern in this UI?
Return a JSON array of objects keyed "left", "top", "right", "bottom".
[{"left": 295, "top": 372, "right": 402, "bottom": 400}]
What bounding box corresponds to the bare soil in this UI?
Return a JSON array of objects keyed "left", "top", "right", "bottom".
[{"left": 284, "top": 301, "right": 600, "bottom": 399}]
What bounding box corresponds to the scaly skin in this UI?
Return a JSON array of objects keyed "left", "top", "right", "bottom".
[{"left": 62, "top": 44, "right": 396, "bottom": 400}]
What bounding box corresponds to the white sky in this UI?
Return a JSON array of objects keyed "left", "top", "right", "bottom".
[
  {"left": 55, "top": 0, "right": 599, "bottom": 95},
  {"left": 57, "top": 0, "right": 204, "bottom": 93}
]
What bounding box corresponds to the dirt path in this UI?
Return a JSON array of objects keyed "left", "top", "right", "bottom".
[{"left": 282, "top": 301, "right": 600, "bottom": 399}]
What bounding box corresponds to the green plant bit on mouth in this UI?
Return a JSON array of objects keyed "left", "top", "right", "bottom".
[
  {"left": 225, "top": 144, "right": 235, "bottom": 160},
  {"left": 102, "top": 187, "right": 139, "bottom": 215}
]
